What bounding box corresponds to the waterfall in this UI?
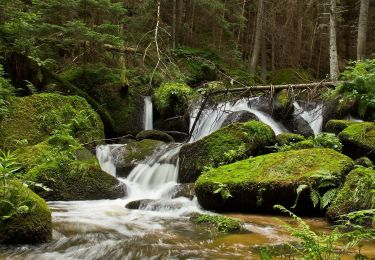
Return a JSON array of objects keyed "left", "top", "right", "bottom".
[
  {"left": 96, "top": 144, "right": 124, "bottom": 177},
  {"left": 293, "top": 102, "right": 324, "bottom": 135},
  {"left": 189, "top": 98, "right": 287, "bottom": 141},
  {"left": 144, "top": 96, "right": 153, "bottom": 130}
]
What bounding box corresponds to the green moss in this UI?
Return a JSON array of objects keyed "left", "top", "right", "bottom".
[
  {"left": 275, "top": 89, "right": 290, "bottom": 108},
  {"left": 124, "top": 139, "right": 165, "bottom": 165},
  {"left": 277, "top": 133, "right": 342, "bottom": 152},
  {"left": 355, "top": 157, "right": 374, "bottom": 168},
  {"left": 179, "top": 121, "right": 276, "bottom": 183},
  {"left": 0, "top": 93, "right": 104, "bottom": 150},
  {"left": 195, "top": 148, "right": 353, "bottom": 213},
  {"left": 269, "top": 69, "right": 313, "bottom": 85},
  {"left": 16, "top": 135, "right": 125, "bottom": 201},
  {"left": 0, "top": 179, "right": 52, "bottom": 244},
  {"left": 339, "top": 122, "right": 375, "bottom": 149},
  {"left": 154, "top": 82, "right": 193, "bottom": 117},
  {"left": 192, "top": 214, "right": 243, "bottom": 233},
  {"left": 326, "top": 167, "right": 375, "bottom": 221},
  {"left": 136, "top": 130, "right": 175, "bottom": 143},
  {"left": 276, "top": 133, "right": 305, "bottom": 146},
  {"left": 325, "top": 120, "right": 359, "bottom": 135}
]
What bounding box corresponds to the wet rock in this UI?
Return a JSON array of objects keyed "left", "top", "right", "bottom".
[
  {"left": 171, "top": 183, "right": 196, "bottom": 199},
  {"left": 221, "top": 110, "right": 259, "bottom": 127},
  {"left": 136, "top": 130, "right": 175, "bottom": 143},
  {"left": 283, "top": 114, "right": 314, "bottom": 137},
  {"left": 125, "top": 199, "right": 155, "bottom": 209},
  {"left": 163, "top": 131, "right": 188, "bottom": 142},
  {"left": 195, "top": 148, "right": 353, "bottom": 214},
  {"left": 179, "top": 121, "right": 276, "bottom": 183}
]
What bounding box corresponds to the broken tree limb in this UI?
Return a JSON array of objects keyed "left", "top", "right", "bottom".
[
  {"left": 187, "top": 93, "right": 210, "bottom": 142},
  {"left": 209, "top": 81, "right": 344, "bottom": 95}
]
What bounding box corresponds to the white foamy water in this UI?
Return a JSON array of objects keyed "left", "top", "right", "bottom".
[
  {"left": 96, "top": 144, "right": 124, "bottom": 176},
  {"left": 189, "top": 98, "right": 287, "bottom": 141},
  {"left": 144, "top": 96, "right": 153, "bottom": 130},
  {"left": 293, "top": 102, "right": 324, "bottom": 135}
]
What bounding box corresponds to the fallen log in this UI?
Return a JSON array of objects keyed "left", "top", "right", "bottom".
[{"left": 210, "top": 81, "right": 344, "bottom": 95}]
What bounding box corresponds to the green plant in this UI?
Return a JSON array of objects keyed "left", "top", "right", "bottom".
[
  {"left": 293, "top": 171, "right": 339, "bottom": 210},
  {"left": 212, "top": 182, "right": 232, "bottom": 200},
  {"left": 193, "top": 213, "right": 243, "bottom": 233},
  {"left": 0, "top": 151, "right": 20, "bottom": 198},
  {"left": 0, "top": 65, "right": 15, "bottom": 117},
  {"left": 313, "top": 133, "right": 343, "bottom": 152},
  {"left": 222, "top": 144, "right": 246, "bottom": 164},
  {"left": 267, "top": 205, "right": 375, "bottom": 260}
]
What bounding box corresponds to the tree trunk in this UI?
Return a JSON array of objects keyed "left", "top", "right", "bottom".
[
  {"left": 249, "top": 0, "right": 264, "bottom": 73},
  {"left": 177, "top": 0, "right": 184, "bottom": 45},
  {"left": 357, "top": 0, "right": 369, "bottom": 60},
  {"left": 329, "top": 0, "right": 339, "bottom": 81},
  {"left": 172, "top": 0, "right": 177, "bottom": 48},
  {"left": 261, "top": 29, "right": 267, "bottom": 80}
]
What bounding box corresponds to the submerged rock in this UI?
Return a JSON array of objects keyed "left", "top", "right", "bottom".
[
  {"left": 221, "top": 110, "right": 259, "bottom": 127},
  {"left": 179, "top": 121, "right": 276, "bottom": 183},
  {"left": 0, "top": 179, "right": 52, "bottom": 244},
  {"left": 338, "top": 122, "right": 375, "bottom": 162},
  {"left": 16, "top": 135, "right": 126, "bottom": 201},
  {"left": 0, "top": 93, "right": 104, "bottom": 150},
  {"left": 326, "top": 167, "right": 375, "bottom": 223},
  {"left": 136, "top": 130, "right": 175, "bottom": 143},
  {"left": 191, "top": 213, "right": 244, "bottom": 233},
  {"left": 195, "top": 148, "right": 353, "bottom": 214},
  {"left": 170, "top": 183, "right": 196, "bottom": 199},
  {"left": 125, "top": 199, "right": 155, "bottom": 209}
]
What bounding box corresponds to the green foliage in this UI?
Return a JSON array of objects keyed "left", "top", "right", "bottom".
[
  {"left": 329, "top": 60, "right": 375, "bottom": 119},
  {"left": 269, "top": 205, "right": 375, "bottom": 260},
  {"left": 0, "top": 65, "right": 15, "bottom": 117},
  {"left": 275, "top": 133, "right": 342, "bottom": 152},
  {"left": 269, "top": 69, "right": 313, "bottom": 85},
  {"left": 154, "top": 82, "right": 193, "bottom": 116},
  {"left": 313, "top": 133, "right": 343, "bottom": 152},
  {"left": 0, "top": 150, "right": 20, "bottom": 198},
  {"left": 193, "top": 213, "right": 243, "bottom": 233},
  {"left": 212, "top": 182, "right": 232, "bottom": 200}
]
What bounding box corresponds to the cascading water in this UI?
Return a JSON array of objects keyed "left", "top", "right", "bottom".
[
  {"left": 293, "top": 102, "right": 324, "bottom": 135},
  {"left": 189, "top": 97, "right": 287, "bottom": 141},
  {"left": 96, "top": 144, "right": 124, "bottom": 176},
  {"left": 143, "top": 96, "right": 153, "bottom": 130}
]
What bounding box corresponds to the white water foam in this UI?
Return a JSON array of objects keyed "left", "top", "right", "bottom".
[
  {"left": 144, "top": 96, "right": 153, "bottom": 130},
  {"left": 293, "top": 102, "right": 324, "bottom": 135}
]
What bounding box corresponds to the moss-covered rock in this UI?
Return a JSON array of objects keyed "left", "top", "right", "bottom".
[
  {"left": 179, "top": 121, "right": 276, "bottom": 183},
  {"left": 0, "top": 179, "right": 52, "bottom": 244},
  {"left": 325, "top": 120, "right": 359, "bottom": 135},
  {"left": 191, "top": 213, "right": 244, "bottom": 233},
  {"left": 338, "top": 122, "right": 375, "bottom": 162},
  {"left": 136, "top": 130, "right": 175, "bottom": 143},
  {"left": 354, "top": 157, "right": 374, "bottom": 168},
  {"left": 276, "top": 133, "right": 305, "bottom": 146},
  {"left": 113, "top": 139, "right": 165, "bottom": 177},
  {"left": 0, "top": 93, "right": 104, "bottom": 150},
  {"left": 326, "top": 167, "right": 375, "bottom": 222},
  {"left": 16, "top": 135, "right": 125, "bottom": 200},
  {"left": 221, "top": 111, "right": 259, "bottom": 127},
  {"left": 195, "top": 148, "right": 353, "bottom": 214}
]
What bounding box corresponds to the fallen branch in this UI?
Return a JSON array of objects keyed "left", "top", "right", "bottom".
[{"left": 210, "top": 81, "right": 344, "bottom": 95}]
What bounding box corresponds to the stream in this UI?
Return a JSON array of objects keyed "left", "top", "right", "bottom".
[{"left": 1, "top": 97, "right": 373, "bottom": 259}]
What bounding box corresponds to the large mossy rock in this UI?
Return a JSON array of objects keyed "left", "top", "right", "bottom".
[
  {"left": 325, "top": 120, "right": 359, "bottom": 135},
  {"left": 113, "top": 139, "right": 165, "bottom": 177},
  {"left": 195, "top": 148, "right": 353, "bottom": 214},
  {"left": 338, "top": 122, "right": 375, "bottom": 162},
  {"left": 0, "top": 93, "right": 104, "bottom": 150},
  {"left": 0, "top": 179, "right": 52, "bottom": 244},
  {"left": 179, "top": 121, "right": 276, "bottom": 183},
  {"left": 326, "top": 167, "right": 375, "bottom": 222},
  {"left": 221, "top": 110, "right": 259, "bottom": 127},
  {"left": 16, "top": 135, "right": 126, "bottom": 200},
  {"left": 136, "top": 130, "right": 175, "bottom": 143}
]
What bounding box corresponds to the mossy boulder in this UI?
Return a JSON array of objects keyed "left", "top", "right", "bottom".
[
  {"left": 16, "top": 135, "right": 126, "bottom": 200},
  {"left": 276, "top": 133, "right": 305, "bottom": 146},
  {"left": 0, "top": 93, "right": 104, "bottom": 150},
  {"left": 222, "top": 110, "right": 259, "bottom": 127},
  {"left": 0, "top": 179, "right": 52, "bottom": 244},
  {"left": 179, "top": 121, "right": 276, "bottom": 183},
  {"left": 195, "top": 148, "right": 353, "bottom": 214},
  {"left": 191, "top": 214, "right": 244, "bottom": 233},
  {"left": 113, "top": 139, "right": 165, "bottom": 177},
  {"left": 326, "top": 167, "right": 375, "bottom": 222},
  {"left": 136, "top": 130, "right": 175, "bottom": 143},
  {"left": 338, "top": 122, "right": 375, "bottom": 162},
  {"left": 325, "top": 120, "right": 359, "bottom": 135}
]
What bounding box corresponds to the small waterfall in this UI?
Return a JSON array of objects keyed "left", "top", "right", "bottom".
[
  {"left": 189, "top": 98, "right": 287, "bottom": 141},
  {"left": 293, "top": 102, "right": 324, "bottom": 135},
  {"left": 96, "top": 144, "right": 124, "bottom": 176},
  {"left": 144, "top": 96, "right": 153, "bottom": 130}
]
